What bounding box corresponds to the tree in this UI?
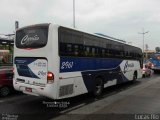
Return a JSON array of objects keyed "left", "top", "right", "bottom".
[{"left": 155, "top": 47, "right": 160, "bottom": 53}]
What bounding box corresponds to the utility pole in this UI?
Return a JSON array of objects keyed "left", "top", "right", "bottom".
[
  {"left": 15, "top": 21, "right": 19, "bottom": 30},
  {"left": 138, "top": 28, "right": 149, "bottom": 62},
  {"left": 73, "top": 0, "right": 75, "bottom": 28},
  {"left": 145, "top": 44, "right": 149, "bottom": 60}
]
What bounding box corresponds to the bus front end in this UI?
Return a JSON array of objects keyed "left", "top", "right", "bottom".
[{"left": 13, "top": 23, "right": 59, "bottom": 99}]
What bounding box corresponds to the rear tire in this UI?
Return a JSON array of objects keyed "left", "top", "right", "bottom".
[
  {"left": 132, "top": 72, "right": 137, "bottom": 82},
  {"left": 0, "top": 86, "right": 10, "bottom": 97},
  {"left": 93, "top": 77, "right": 104, "bottom": 98}
]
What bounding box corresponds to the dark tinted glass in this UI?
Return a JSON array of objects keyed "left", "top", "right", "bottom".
[
  {"left": 16, "top": 25, "right": 49, "bottom": 48},
  {"left": 58, "top": 26, "right": 142, "bottom": 60}
]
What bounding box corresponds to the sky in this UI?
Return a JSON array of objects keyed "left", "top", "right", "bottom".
[{"left": 0, "top": 0, "right": 160, "bottom": 50}]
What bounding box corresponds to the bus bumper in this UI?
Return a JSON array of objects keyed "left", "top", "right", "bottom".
[{"left": 13, "top": 80, "right": 58, "bottom": 99}]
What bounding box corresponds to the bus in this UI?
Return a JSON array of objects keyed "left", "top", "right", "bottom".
[
  {"left": 13, "top": 23, "right": 143, "bottom": 99},
  {"left": 148, "top": 53, "right": 160, "bottom": 73}
]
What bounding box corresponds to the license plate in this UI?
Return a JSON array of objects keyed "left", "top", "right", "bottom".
[{"left": 25, "top": 87, "right": 32, "bottom": 92}]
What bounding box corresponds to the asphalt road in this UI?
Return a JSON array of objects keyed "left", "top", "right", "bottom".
[{"left": 0, "top": 74, "right": 160, "bottom": 120}]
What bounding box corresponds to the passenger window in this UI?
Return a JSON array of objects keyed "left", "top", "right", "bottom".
[
  {"left": 74, "top": 45, "right": 79, "bottom": 56},
  {"left": 102, "top": 49, "right": 105, "bottom": 57},
  {"left": 92, "top": 48, "right": 95, "bottom": 56},
  {"left": 66, "top": 44, "right": 72, "bottom": 52}
]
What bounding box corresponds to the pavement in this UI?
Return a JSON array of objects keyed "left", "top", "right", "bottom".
[
  {"left": 55, "top": 75, "right": 160, "bottom": 120},
  {"left": 0, "top": 74, "right": 160, "bottom": 120}
]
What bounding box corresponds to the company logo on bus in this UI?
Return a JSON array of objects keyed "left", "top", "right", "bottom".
[
  {"left": 124, "top": 61, "right": 134, "bottom": 73},
  {"left": 21, "top": 35, "right": 39, "bottom": 45}
]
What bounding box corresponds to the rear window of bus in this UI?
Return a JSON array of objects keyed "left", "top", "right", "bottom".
[{"left": 16, "top": 25, "right": 49, "bottom": 49}]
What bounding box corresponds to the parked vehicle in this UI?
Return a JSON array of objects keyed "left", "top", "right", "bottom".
[
  {"left": 142, "top": 64, "right": 151, "bottom": 78},
  {"left": 0, "top": 66, "right": 13, "bottom": 96}
]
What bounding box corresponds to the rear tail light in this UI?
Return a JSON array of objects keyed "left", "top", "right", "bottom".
[{"left": 47, "top": 71, "right": 54, "bottom": 83}]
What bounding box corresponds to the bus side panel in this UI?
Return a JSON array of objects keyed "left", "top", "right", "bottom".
[
  {"left": 81, "top": 60, "right": 142, "bottom": 93},
  {"left": 59, "top": 60, "right": 141, "bottom": 98},
  {"left": 58, "top": 72, "right": 88, "bottom": 99},
  {"left": 58, "top": 57, "right": 124, "bottom": 97},
  {"left": 120, "top": 60, "right": 142, "bottom": 80},
  {"left": 81, "top": 67, "right": 123, "bottom": 92}
]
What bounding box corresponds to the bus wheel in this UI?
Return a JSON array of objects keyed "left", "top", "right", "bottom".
[
  {"left": 93, "top": 77, "right": 104, "bottom": 97},
  {"left": 133, "top": 72, "right": 137, "bottom": 81},
  {"left": 0, "top": 86, "right": 10, "bottom": 97}
]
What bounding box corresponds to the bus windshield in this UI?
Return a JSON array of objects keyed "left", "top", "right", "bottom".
[{"left": 16, "top": 25, "right": 49, "bottom": 49}]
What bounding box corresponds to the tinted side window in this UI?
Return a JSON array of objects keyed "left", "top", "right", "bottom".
[
  {"left": 58, "top": 27, "right": 142, "bottom": 60},
  {"left": 59, "top": 27, "right": 83, "bottom": 57}
]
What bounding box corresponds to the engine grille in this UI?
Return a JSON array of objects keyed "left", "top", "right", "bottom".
[{"left": 59, "top": 84, "right": 74, "bottom": 97}]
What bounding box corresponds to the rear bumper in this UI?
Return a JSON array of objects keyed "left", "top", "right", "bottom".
[{"left": 13, "top": 79, "right": 57, "bottom": 99}]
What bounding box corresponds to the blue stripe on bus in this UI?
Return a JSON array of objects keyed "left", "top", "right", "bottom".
[
  {"left": 15, "top": 58, "right": 40, "bottom": 79},
  {"left": 15, "top": 58, "right": 36, "bottom": 65},
  {"left": 60, "top": 57, "right": 131, "bottom": 93},
  {"left": 81, "top": 67, "right": 129, "bottom": 92},
  {"left": 60, "top": 57, "right": 123, "bottom": 73}
]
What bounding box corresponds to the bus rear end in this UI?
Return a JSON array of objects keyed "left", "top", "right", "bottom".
[{"left": 13, "top": 23, "right": 58, "bottom": 99}]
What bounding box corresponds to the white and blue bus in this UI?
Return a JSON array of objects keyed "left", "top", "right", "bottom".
[{"left": 13, "top": 23, "right": 143, "bottom": 99}]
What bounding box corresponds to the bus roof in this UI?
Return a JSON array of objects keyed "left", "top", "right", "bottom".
[{"left": 15, "top": 23, "right": 142, "bottom": 52}]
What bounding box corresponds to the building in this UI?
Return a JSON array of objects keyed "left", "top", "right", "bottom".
[{"left": 143, "top": 50, "right": 156, "bottom": 60}]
